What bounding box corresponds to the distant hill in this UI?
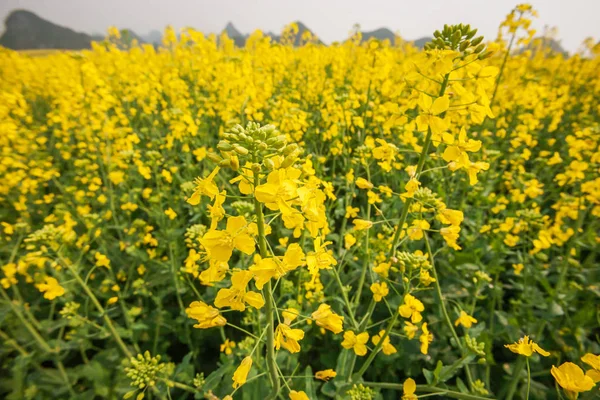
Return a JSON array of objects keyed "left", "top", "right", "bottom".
[
  {"left": 141, "top": 30, "right": 162, "bottom": 45},
  {"left": 412, "top": 36, "right": 431, "bottom": 48},
  {"left": 221, "top": 21, "right": 321, "bottom": 47},
  {"left": 0, "top": 10, "right": 145, "bottom": 50},
  {"left": 361, "top": 27, "right": 396, "bottom": 42},
  {"left": 0, "top": 9, "right": 95, "bottom": 50}
]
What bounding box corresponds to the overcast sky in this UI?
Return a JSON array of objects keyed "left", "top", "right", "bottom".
[{"left": 1, "top": 0, "right": 598, "bottom": 52}]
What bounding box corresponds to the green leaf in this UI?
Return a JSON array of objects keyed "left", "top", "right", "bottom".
[
  {"left": 203, "top": 360, "right": 234, "bottom": 392},
  {"left": 304, "top": 366, "right": 317, "bottom": 399}
]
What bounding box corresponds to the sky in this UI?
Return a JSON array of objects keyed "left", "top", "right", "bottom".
[{"left": 1, "top": 0, "right": 599, "bottom": 53}]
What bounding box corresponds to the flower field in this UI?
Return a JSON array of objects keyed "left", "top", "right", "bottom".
[{"left": 1, "top": 4, "right": 599, "bottom": 400}]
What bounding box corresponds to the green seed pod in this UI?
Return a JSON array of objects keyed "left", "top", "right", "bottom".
[
  {"left": 478, "top": 50, "right": 493, "bottom": 60},
  {"left": 264, "top": 158, "right": 276, "bottom": 170},
  {"left": 474, "top": 43, "right": 485, "bottom": 53},
  {"left": 471, "top": 36, "right": 484, "bottom": 47},
  {"left": 233, "top": 144, "right": 248, "bottom": 155},
  {"left": 283, "top": 143, "right": 298, "bottom": 156},
  {"left": 217, "top": 141, "right": 233, "bottom": 151},
  {"left": 207, "top": 152, "right": 222, "bottom": 163},
  {"left": 280, "top": 154, "right": 297, "bottom": 168}
]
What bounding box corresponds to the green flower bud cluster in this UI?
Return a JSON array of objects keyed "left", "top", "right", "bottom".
[
  {"left": 184, "top": 224, "right": 207, "bottom": 249},
  {"left": 465, "top": 334, "right": 486, "bottom": 357},
  {"left": 214, "top": 122, "right": 302, "bottom": 170},
  {"left": 124, "top": 351, "right": 166, "bottom": 389},
  {"left": 413, "top": 187, "right": 442, "bottom": 210},
  {"left": 60, "top": 302, "right": 81, "bottom": 319},
  {"left": 473, "top": 379, "right": 489, "bottom": 395},
  {"left": 395, "top": 251, "right": 430, "bottom": 272},
  {"left": 426, "top": 24, "right": 493, "bottom": 60},
  {"left": 24, "top": 225, "right": 62, "bottom": 248},
  {"left": 347, "top": 383, "right": 376, "bottom": 400},
  {"left": 516, "top": 209, "right": 544, "bottom": 230},
  {"left": 236, "top": 336, "right": 256, "bottom": 353},
  {"left": 193, "top": 373, "right": 205, "bottom": 390},
  {"left": 231, "top": 200, "right": 255, "bottom": 216}
]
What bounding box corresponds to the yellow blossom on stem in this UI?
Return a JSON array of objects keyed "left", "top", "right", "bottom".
[
  {"left": 289, "top": 390, "right": 309, "bottom": 400},
  {"left": 454, "top": 311, "right": 478, "bottom": 328},
  {"left": 416, "top": 94, "right": 450, "bottom": 136},
  {"left": 214, "top": 270, "right": 265, "bottom": 311},
  {"left": 341, "top": 330, "right": 369, "bottom": 356},
  {"left": 355, "top": 177, "right": 373, "bottom": 190},
  {"left": 370, "top": 282, "right": 389, "bottom": 302},
  {"left": 187, "top": 166, "right": 220, "bottom": 204},
  {"left": 408, "top": 220, "right": 430, "bottom": 240},
  {"left": 399, "top": 294, "right": 424, "bottom": 323},
  {"left": 504, "top": 335, "right": 550, "bottom": 357},
  {"left": 232, "top": 356, "right": 252, "bottom": 389},
  {"left": 36, "top": 276, "right": 65, "bottom": 300},
  {"left": 274, "top": 323, "right": 305, "bottom": 353},
  {"left": 353, "top": 219, "right": 373, "bottom": 231},
  {"left": 420, "top": 322, "right": 433, "bottom": 355},
  {"left": 402, "top": 378, "right": 417, "bottom": 400},
  {"left": 311, "top": 304, "right": 344, "bottom": 334},
  {"left": 185, "top": 301, "right": 227, "bottom": 329},
  {"left": 372, "top": 330, "right": 397, "bottom": 355},
  {"left": 551, "top": 362, "right": 596, "bottom": 399},
  {"left": 315, "top": 369, "right": 336, "bottom": 381},
  {"left": 200, "top": 215, "right": 255, "bottom": 262}
]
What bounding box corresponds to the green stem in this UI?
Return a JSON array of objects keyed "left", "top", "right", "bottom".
[
  {"left": 388, "top": 74, "right": 449, "bottom": 259},
  {"left": 363, "top": 382, "right": 492, "bottom": 400},
  {"left": 491, "top": 31, "right": 516, "bottom": 106},
  {"left": 60, "top": 258, "right": 132, "bottom": 358},
  {"left": 526, "top": 357, "right": 531, "bottom": 400},
  {"left": 425, "top": 234, "right": 475, "bottom": 389},
  {"left": 330, "top": 267, "right": 359, "bottom": 328},
  {"left": 253, "top": 173, "right": 280, "bottom": 399}
]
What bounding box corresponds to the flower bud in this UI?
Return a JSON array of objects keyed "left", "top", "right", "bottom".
[
  {"left": 233, "top": 145, "right": 248, "bottom": 155},
  {"left": 264, "top": 158, "right": 276, "bottom": 170},
  {"left": 474, "top": 43, "right": 485, "bottom": 53},
  {"left": 471, "top": 36, "right": 484, "bottom": 46},
  {"left": 459, "top": 40, "right": 470, "bottom": 52},
  {"left": 280, "top": 154, "right": 297, "bottom": 168},
  {"left": 478, "top": 50, "right": 494, "bottom": 59},
  {"left": 217, "top": 141, "right": 233, "bottom": 151},
  {"left": 207, "top": 152, "right": 223, "bottom": 163},
  {"left": 283, "top": 143, "right": 298, "bottom": 156}
]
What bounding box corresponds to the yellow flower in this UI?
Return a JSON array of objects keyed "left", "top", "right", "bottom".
[
  {"left": 214, "top": 270, "right": 265, "bottom": 311},
  {"left": 344, "top": 233, "right": 357, "bottom": 249},
  {"left": 187, "top": 166, "right": 221, "bottom": 204},
  {"left": 512, "top": 263, "right": 524, "bottom": 275},
  {"left": 345, "top": 206, "right": 359, "bottom": 219},
  {"left": 581, "top": 354, "right": 600, "bottom": 383},
  {"left": 404, "top": 178, "right": 420, "bottom": 198},
  {"left": 220, "top": 339, "right": 236, "bottom": 355},
  {"left": 408, "top": 220, "right": 430, "bottom": 240},
  {"left": 454, "top": 311, "right": 477, "bottom": 329},
  {"left": 315, "top": 369, "right": 337, "bottom": 381},
  {"left": 370, "top": 282, "right": 389, "bottom": 302},
  {"left": 399, "top": 294, "right": 424, "bottom": 323},
  {"left": 372, "top": 330, "right": 397, "bottom": 355},
  {"left": 355, "top": 177, "right": 373, "bottom": 190},
  {"left": 416, "top": 94, "right": 450, "bottom": 136},
  {"left": 306, "top": 238, "right": 337, "bottom": 274},
  {"left": 402, "top": 378, "right": 417, "bottom": 400},
  {"left": 200, "top": 215, "right": 255, "bottom": 262},
  {"left": 95, "top": 252, "right": 111, "bottom": 268},
  {"left": 164, "top": 207, "right": 177, "bottom": 220},
  {"left": 36, "top": 277, "right": 65, "bottom": 300},
  {"left": 289, "top": 390, "right": 309, "bottom": 400},
  {"left": 275, "top": 323, "right": 305, "bottom": 353},
  {"left": 504, "top": 335, "right": 550, "bottom": 357},
  {"left": 107, "top": 296, "right": 118, "bottom": 305},
  {"left": 441, "top": 127, "right": 482, "bottom": 168},
  {"left": 353, "top": 219, "right": 373, "bottom": 231},
  {"left": 282, "top": 308, "right": 300, "bottom": 324},
  {"left": 311, "top": 304, "right": 344, "bottom": 334},
  {"left": 551, "top": 362, "right": 595, "bottom": 399},
  {"left": 420, "top": 323, "right": 433, "bottom": 355},
  {"left": 249, "top": 243, "right": 305, "bottom": 289},
  {"left": 185, "top": 301, "right": 227, "bottom": 329},
  {"left": 254, "top": 167, "right": 301, "bottom": 212},
  {"left": 404, "top": 321, "right": 419, "bottom": 340},
  {"left": 232, "top": 356, "right": 252, "bottom": 389},
  {"left": 341, "top": 330, "right": 369, "bottom": 356}
]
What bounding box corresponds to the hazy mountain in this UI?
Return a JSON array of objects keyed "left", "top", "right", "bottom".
[
  {"left": 142, "top": 29, "right": 162, "bottom": 45},
  {"left": 222, "top": 22, "right": 247, "bottom": 47},
  {"left": 361, "top": 27, "right": 396, "bottom": 42},
  {"left": 413, "top": 36, "right": 431, "bottom": 48},
  {"left": 0, "top": 9, "right": 95, "bottom": 50}
]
